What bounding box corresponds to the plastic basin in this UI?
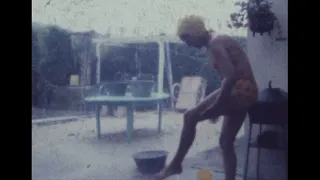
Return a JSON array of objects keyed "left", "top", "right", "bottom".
[
  {"left": 132, "top": 150, "right": 168, "bottom": 174},
  {"left": 130, "top": 80, "right": 154, "bottom": 97},
  {"left": 102, "top": 82, "right": 128, "bottom": 96}
]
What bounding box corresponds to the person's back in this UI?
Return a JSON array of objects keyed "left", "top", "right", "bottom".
[{"left": 209, "top": 34, "right": 257, "bottom": 87}]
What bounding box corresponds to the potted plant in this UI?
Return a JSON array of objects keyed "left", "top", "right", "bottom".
[
  {"left": 99, "top": 72, "right": 130, "bottom": 96},
  {"left": 228, "top": 0, "right": 286, "bottom": 40}
]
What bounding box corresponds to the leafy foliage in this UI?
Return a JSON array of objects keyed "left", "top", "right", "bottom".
[
  {"left": 227, "top": 0, "right": 274, "bottom": 29},
  {"left": 227, "top": 0, "right": 286, "bottom": 40}
]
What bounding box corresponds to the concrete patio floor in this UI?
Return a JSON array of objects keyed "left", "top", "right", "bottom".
[{"left": 32, "top": 111, "right": 286, "bottom": 180}]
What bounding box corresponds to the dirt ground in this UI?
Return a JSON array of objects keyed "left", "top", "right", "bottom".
[{"left": 32, "top": 111, "right": 285, "bottom": 180}]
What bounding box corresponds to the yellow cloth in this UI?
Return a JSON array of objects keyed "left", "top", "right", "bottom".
[
  {"left": 197, "top": 169, "right": 212, "bottom": 180},
  {"left": 69, "top": 75, "right": 80, "bottom": 86},
  {"left": 231, "top": 79, "right": 258, "bottom": 108}
]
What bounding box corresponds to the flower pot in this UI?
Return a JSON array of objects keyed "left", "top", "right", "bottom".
[
  {"left": 249, "top": 11, "right": 275, "bottom": 37},
  {"left": 101, "top": 82, "right": 128, "bottom": 96},
  {"left": 130, "top": 80, "right": 154, "bottom": 97}
]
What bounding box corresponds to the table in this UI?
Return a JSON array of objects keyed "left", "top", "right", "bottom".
[{"left": 85, "top": 92, "right": 170, "bottom": 143}]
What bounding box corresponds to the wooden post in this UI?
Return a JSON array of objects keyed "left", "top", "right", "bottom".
[
  {"left": 165, "top": 42, "right": 174, "bottom": 109},
  {"left": 157, "top": 40, "right": 165, "bottom": 93}
]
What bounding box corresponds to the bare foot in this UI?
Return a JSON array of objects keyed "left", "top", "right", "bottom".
[{"left": 155, "top": 165, "right": 183, "bottom": 180}]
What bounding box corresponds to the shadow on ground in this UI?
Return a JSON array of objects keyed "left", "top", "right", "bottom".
[{"left": 182, "top": 137, "right": 287, "bottom": 180}]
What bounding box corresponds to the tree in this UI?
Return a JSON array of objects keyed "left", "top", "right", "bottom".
[
  {"left": 42, "top": 25, "right": 74, "bottom": 86},
  {"left": 71, "top": 33, "right": 95, "bottom": 85}
]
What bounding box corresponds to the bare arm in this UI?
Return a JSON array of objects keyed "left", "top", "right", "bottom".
[
  {"left": 200, "top": 43, "right": 236, "bottom": 116},
  {"left": 211, "top": 43, "right": 236, "bottom": 104}
]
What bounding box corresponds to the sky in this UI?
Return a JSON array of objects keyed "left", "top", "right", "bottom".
[{"left": 32, "top": 0, "right": 246, "bottom": 37}]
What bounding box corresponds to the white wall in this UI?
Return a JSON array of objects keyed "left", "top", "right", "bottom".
[
  {"left": 245, "top": 0, "right": 288, "bottom": 139},
  {"left": 243, "top": 0, "right": 287, "bottom": 178},
  {"left": 246, "top": 0, "right": 288, "bottom": 130},
  {"left": 248, "top": 0, "right": 288, "bottom": 91},
  {"left": 245, "top": 0, "right": 288, "bottom": 132}
]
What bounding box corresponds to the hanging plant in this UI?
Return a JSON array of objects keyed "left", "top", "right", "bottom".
[{"left": 227, "top": 0, "right": 286, "bottom": 41}]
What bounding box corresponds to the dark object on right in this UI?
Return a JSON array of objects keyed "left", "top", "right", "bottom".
[
  {"left": 243, "top": 80, "right": 288, "bottom": 180},
  {"left": 259, "top": 80, "right": 287, "bottom": 102},
  {"left": 253, "top": 130, "right": 280, "bottom": 149},
  {"left": 250, "top": 80, "right": 288, "bottom": 124}
]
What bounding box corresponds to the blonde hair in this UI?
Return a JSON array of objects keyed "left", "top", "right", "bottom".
[{"left": 177, "top": 15, "right": 207, "bottom": 36}]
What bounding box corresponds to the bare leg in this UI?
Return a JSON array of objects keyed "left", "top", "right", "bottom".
[
  {"left": 156, "top": 89, "right": 224, "bottom": 180},
  {"left": 219, "top": 110, "right": 247, "bottom": 180}
]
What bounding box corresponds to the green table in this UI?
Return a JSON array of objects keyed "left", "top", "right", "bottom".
[{"left": 85, "top": 92, "right": 170, "bottom": 143}]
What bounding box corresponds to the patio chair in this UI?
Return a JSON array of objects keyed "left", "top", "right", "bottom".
[
  {"left": 79, "top": 84, "right": 104, "bottom": 113},
  {"left": 174, "top": 76, "right": 207, "bottom": 112}
]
